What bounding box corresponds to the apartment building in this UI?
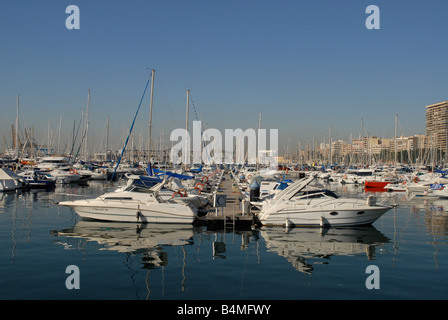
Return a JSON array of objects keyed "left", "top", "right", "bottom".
[{"left": 425, "top": 101, "right": 448, "bottom": 150}]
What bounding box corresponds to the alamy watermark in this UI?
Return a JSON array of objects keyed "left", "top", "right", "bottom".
[
  {"left": 65, "top": 5, "right": 80, "bottom": 30},
  {"left": 65, "top": 265, "right": 80, "bottom": 290},
  {"left": 365, "top": 265, "right": 380, "bottom": 289},
  {"left": 169, "top": 121, "right": 278, "bottom": 166},
  {"left": 65, "top": 5, "right": 380, "bottom": 31}
]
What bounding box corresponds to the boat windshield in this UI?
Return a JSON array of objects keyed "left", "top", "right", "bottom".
[
  {"left": 294, "top": 189, "right": 339, "bottom": 199},
  {"left": 122, "top": 185, "right": 164, "bottom": 202},
  {"left": 124, "top": 185, "right": 155, "bottom": 194}
]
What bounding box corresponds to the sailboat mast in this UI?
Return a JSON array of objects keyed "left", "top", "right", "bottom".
[
  {"left": 395, "top": 113, "right": 398, "bottom": 169},
  {"left": 15, "top": 95, "right": 19, "bottom": 158},
  {"left": 257, "top": 111, "right": 261, "bottom": 169},
  {"left": 71, "top": 120, "right": 75, "bottom": 161},
  {"left": 106, "top": 115, "right": 110, "bottom": 160},
  {"left": 185, "top": 89, "right": 190, "bottom": 166},
  {"left": 84, "top": 89, "right": 90, "bottom": 160},
  {"left": 329, "top": 125, "right": 332, "bottom": 166},
  {"left": 57, "top": 116, "right": 62, "bottom": 155},
  {"left": 47, "top": 120, "right": 51, "bottom": 156},
  {"left": 361, "top": 118, "right": 364, "bottom": 167},
  {"left": 148, "top": 69, "right": 155, "bottom": 162}
]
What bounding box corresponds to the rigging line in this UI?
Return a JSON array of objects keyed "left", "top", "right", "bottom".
[
  {"left": 70, "top": 120, "right": 82, "bottom": 162},
  {"left": 92, "top": 118, "right": 108, "bottom": 156},
  {"left": 154, "top": 71, "right": 180, "bottom": 128},
  {"left": 188, "top": 91, "right": 212, "bottom": 164},
  {"left": 189, "top": 92, "right": 200, "bottom": 122},
  {"left": 111, "top": 73, "right": 152, "bottom": 181},
  {"left": 398, "top": 117, "right": 404, "bottom": 137},
  {"left": 73, "top": 119, "right": 89, "bottom": 163}
]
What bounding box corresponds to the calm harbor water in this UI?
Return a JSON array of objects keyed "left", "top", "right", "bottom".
[{"left": 1, "top": 180, "right": 448, "bottom": 300}]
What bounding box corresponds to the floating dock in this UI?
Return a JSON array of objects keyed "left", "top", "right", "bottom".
[{"left": 195, "top": 172, "right": 257, "bottom": 230}]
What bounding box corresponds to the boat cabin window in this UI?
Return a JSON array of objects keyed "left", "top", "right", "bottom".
[
  {"left": 356, "top": 171, "right": 373, "bottom": 176},
  {"left": 104, "top": 197, "right": 133, "bottom": 200}
]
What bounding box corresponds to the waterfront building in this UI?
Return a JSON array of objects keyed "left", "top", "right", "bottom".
[{"left": 425, "top": 101, "right": 448, "bottom": 150}]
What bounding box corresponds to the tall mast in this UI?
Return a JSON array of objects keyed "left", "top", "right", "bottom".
[
  {"left": 148, "top": 69, "right": 155, "bottom": 162},
  {"left": 395, "top": 114, "right": 398, "bottom": 169},
  {"left": 106, "top": 115, "right": 110, "bottom": 159},
  {"left": 257, "top": 111, "right": 261, "bottom": 169},
  {"left": 185, "top": 89, "right": 190, "bottom": 166},
  {"left": 47, "top": 120, "right": 51, "bottom": 156},
  {"left": 84, "top": 89, "right": 90, "bottom": 159},
  {"left": 360, "top": 117, "right": 365, "bottom": 166},
  {"left": 57, "top": 115, "right": 62, "bottom": 155},
  {"left": 71, "top": 120, "right": 75, "bottom": 160},
  {"left": 15, "top": 95, "right": 19, "bottom": 158},
  {"left": 329, "top": 125, "right": 332, "bottom": 166}
]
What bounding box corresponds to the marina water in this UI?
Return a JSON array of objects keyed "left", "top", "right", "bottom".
[{"left": 1, "top": 180, "right": 447, "bottom": 300}]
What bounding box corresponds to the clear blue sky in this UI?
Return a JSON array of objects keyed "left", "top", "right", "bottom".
[{"left": 1, "top": 0, "right": 447, "bottom": 153}]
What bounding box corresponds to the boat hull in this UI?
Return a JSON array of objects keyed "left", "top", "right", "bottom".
[
  {"left": 55, "top": 175, "right": 81, "bottom": 184},
  {"left": 59, "top": 200, "right": 196, "bottom": 224},
  {"left": 28, "top": 180, "right": 56, "bottom": 189},
  {"left": 259, "top": 207, "right": 390, "bottom": 227},
  {"left": 385, "top": 183, "right": 406, "bottom": 192},
  {"left": 364, "top": 181, "right": 390, "bottom": 189}
]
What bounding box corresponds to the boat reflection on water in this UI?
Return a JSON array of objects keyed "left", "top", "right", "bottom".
[
  {"left": 52, "top": 221, "right": 198, "bottom": 298},
  {"left": 52, "top": 221, "right": 194, "bottom": 268},
  {"left": 261, "top": 226, "right": 390, "bottom": 274},
  {"left": 51, "top": 220, "right": 391, "bottom": 297}
]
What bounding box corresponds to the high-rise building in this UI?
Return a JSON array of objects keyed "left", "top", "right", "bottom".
[{"left": 425, "top": 101, "right": 448, "bottom": 150}]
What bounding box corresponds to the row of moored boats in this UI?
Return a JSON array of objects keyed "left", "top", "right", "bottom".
[
  {"left": 5, "top": 159, "right": 445, "bottom": 228},
  {"left": 56, "top": 164, "right": 401, "bottom": 228}
]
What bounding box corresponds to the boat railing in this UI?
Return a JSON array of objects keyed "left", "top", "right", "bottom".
[
  {"left": 293, "top": 195, "right": 391, "bottom": 209},
  {"left": 305, "top": 197, "right": 357, "bottom": 208},
  {"left": 98, "top": 197, "right": 147, "bottom": 206}
]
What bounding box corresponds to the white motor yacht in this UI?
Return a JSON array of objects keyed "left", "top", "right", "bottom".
[
  {"left": 50, "top": 168, "right": 82, "bottom": 184},
  {"left": 58, "top": 181, "right": 197, "bottom": 223},
  {"left": 36, "top": 156, "right": 70, "bottom": 170},
  {"left": 257, "top": 176, "right": 393, "bottom": 227},
  {"left": 405, "top": 176, "right": 448, "bottom": 195}
]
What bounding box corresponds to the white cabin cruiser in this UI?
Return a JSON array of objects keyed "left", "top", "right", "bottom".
[
  {"left": 58, "top": 180, "right": 198, "bottom": 223},
  {"left": 405, "top": 176, "right": 448, "bottom": 195},
  {"left": 257, "top": 176, "right": 393, "bottom": 227},
  {"left": 36, "top": 156, "right": 70, "bottom": 170},
  {"left": 50, "top": 168, "right": 82, "bottom": 184}
]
